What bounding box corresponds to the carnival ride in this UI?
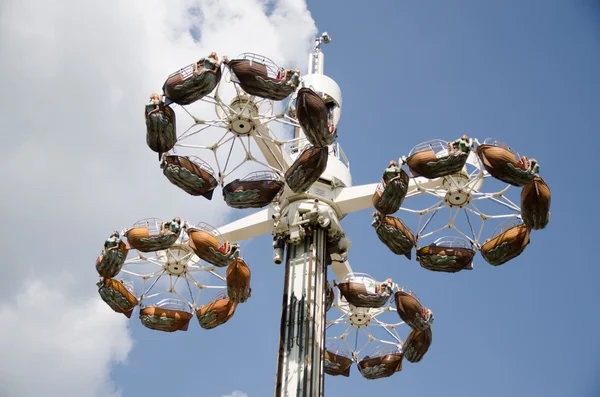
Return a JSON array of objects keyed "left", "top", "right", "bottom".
[
  {"left": 96, "top": 218, "right": 247, "bottom": 332},
  {"left": 96, "top": 32, "right": 551, "bottom": 396},
  {"left": 324, "top": 274, "right": 434, "bottom": 378},
  {"left": 371, "top": 136, "right": 550, "bottom": 272}
]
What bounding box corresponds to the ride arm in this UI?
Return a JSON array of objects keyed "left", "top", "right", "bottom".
[
  {"left": 330, "top": 259, "right": 352, "bottom": 281},
  {"left": 333, "top": 183, "right": 378, "bottom": 215},
  {"left": 252, "top": 124, "right": 293, "bottom": 171},
  {"left": 216, "top": 208, "right": 273, "bottom": 242},
  {"left": 332, "top": 177, "right": 441, "bottom": 217}
]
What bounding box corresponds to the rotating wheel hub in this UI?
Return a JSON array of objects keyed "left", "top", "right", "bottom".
[
  {"left": 444, "top": 190, "right": 471, "bottom": 207},
  {"left": 163, "top": 244, "right": 194, "bottom": 276},
  {"left": 349, "top": 311, "right": 372, "bottom": 327},
  {"left": 442, "top": 172, "right": 472, "bottom": 208},
  {"left": 228, "top": 115, "right": 254, "bottom": 135},
  {"left": 165, "top": 262, "right": 187, "bottom": 275},
  {"left": 228, "top": 95, "right": 259, "bottom": 136}
]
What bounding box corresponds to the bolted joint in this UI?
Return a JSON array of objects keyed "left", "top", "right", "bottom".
[
  {"left": 317, "top": 215, "right": 330, "bottom": 228},
  {"left": 289, "top": 225, "right": 306, "bottom": 245}
]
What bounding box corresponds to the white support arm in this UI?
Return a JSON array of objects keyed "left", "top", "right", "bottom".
[
  {"left": 333, "top": 183, "right": 378, "bottom": 215},
  {"left": 330, "top": 259, "right": 352, "bottom": 281},
  {"left": 216, "top": 208, "right": 273, "bottom": 242},
  {"left": 252, "top": 124, "right": 293, "bottom": 171},
  {"left": 215, "top": 170, "right": 444, "bottom": 277},
  {"left": 332, "top": 177, "right": 445, "bottom": 217}
]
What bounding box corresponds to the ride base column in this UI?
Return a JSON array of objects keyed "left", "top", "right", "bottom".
[{"left": 275, "top": 227, "right": 327, "bottom": 397}]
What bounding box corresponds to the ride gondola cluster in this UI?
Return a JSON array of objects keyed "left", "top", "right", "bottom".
[
  {"left": 372, "top": 136, "right": 551, "bottom": 272},
  {"left": 144, "top": 52, "right": 341, "bottom": 210},
  {"left": 129, "top": 43, "right": 554, "bottom": 388},
  {"left": 324, "top": 274, "right": 434, "bottom": 379},
  {"left": 140, "top": 49, "right": 440, "bottom": 381},
  {"left": 95, "top": 218, "right": 250, "bottom": 332}
]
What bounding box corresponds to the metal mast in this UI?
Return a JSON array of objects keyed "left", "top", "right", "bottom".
[
  {"left": 213, "top": 32, "right": 384, "bottom": 395},
  {"left": 275, "top": 220, "right": 328, "bottom": 397},
  {"left": 274, "top": 33, "right": 334, "bottom": 397}
]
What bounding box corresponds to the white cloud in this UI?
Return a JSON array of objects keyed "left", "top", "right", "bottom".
[
  {"left": 0, "top": 0, "right": 316, "bottom": 396},
  {"left": 222, "top": 392, "right": 249, "bottom": 397},
  {"left": 0, "top": 281, "right": 133, "bottom": 397}
]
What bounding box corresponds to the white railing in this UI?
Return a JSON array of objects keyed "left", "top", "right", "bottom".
[
  {"left": 192, "top": 222, "right": 225, "bottom": 247},
  {"left": 282, "top": 137, "right": 350, "bottom": 169},
  {"left": 133, "top": 218, "right": 162, "bottom": 234},
  {"left": 432, "top": 236, "right": 472, "bottom": 249},
  {"left": 483, "top": 137, "right": 520, "bottom": 160},
  {"left": 325, "top": 343, "right": 352, "bottom": 358},
  {"left": 368, "top": 345, "right": 402, "bottom": 357},
  {"left": 166, "top": 63, "right": 195, "bottom": 81},
  {"left": 155, "top": 298, "right": 193, "bottom": 313},
  {"left": 408, "top": 139, "right": 447, "bottom": 157},
  {"left": 186, "top": 155, "right": 216, "bottom": 174},
  {"left": 240, "top": 170, "right": 280, "bottom": 182},
  {"left": 236, "top": 52, "right": 280, "bottom": 78},
  {"left": 491, "top": 220, "right": 521, "bottom": 238}
]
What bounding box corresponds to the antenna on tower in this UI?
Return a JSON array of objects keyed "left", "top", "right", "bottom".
[
  {"left": 316, "top": 32, "right": 332, "bottom": 50},
  {"left": 310, "top": 32, "right": 331, "bottom": 74}
]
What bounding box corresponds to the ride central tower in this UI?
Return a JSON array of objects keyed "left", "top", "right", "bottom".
[{"left": 273, "top": 33, "right": 348, "bottom": 397}]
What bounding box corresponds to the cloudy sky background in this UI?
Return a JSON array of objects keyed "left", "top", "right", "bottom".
[
  {"left": 1, "top": 0, "right": 599, "bottom": 396},
  {"left": 0, "top": 1, "right": 315, "bottom": 396}
]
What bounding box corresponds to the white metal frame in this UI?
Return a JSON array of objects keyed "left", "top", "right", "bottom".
[
  {"left": 128, "top": 33, "right": 538, "bottom": 397},
  {"left": 397, "top": 147, "right": 522, "bottom": 250},
  {"left": 115, "top": 224, "right": 227, "bottom": 310},
  {"left": 169, "top": 65, "right": 300, "bottom": 182},
  {"left": 325, "top": 283, "right": 406, "bottom": 362}
]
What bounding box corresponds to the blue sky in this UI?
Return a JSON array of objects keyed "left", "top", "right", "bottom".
[
  {"left": 1, "top": 1, "right": 598, "bottom": 396},
  {"left": 109, "top": 1, "right": 599, "bottom": 396}
]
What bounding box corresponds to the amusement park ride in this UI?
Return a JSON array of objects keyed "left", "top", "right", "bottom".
[{"left": 95, "top": 32, "right": 551, "bottom": 396}]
